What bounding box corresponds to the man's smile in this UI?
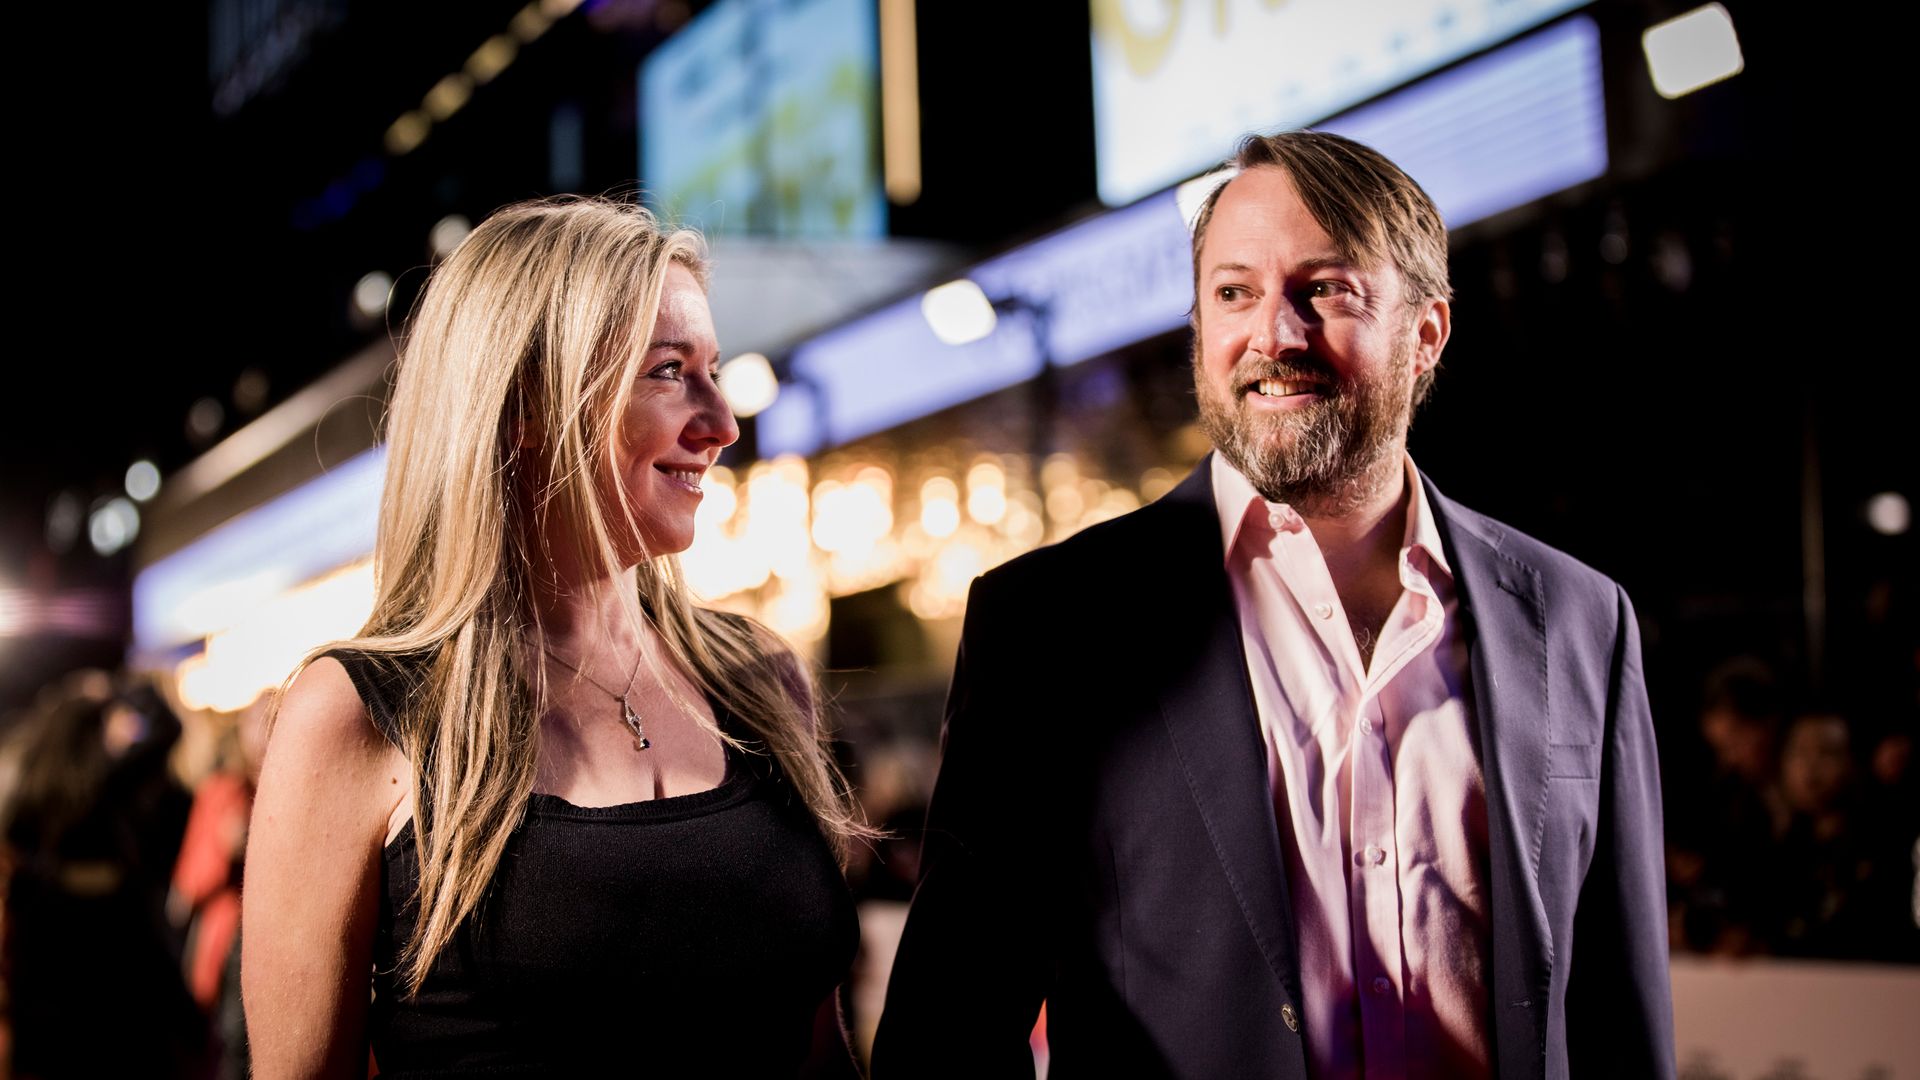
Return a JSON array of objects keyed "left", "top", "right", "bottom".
[{"left": 1239, "top": 376, "right": 1329, "bottom": 409}]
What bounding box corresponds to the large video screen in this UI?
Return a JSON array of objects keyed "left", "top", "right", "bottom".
[
  {"left": 1091, "top": 0, "right": 1588, "bottom": 206},
  {"left": 641, "top": 0, "right": 884, "bottom": 238}
]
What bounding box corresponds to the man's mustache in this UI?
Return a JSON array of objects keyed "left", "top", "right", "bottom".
[{"left": 1230, "top": 354, "right": 1342, "bottom": 396}]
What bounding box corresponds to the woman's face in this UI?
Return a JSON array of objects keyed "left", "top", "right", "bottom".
[{"left": 603, "top": 262, "right": 738, "bottom": 560}]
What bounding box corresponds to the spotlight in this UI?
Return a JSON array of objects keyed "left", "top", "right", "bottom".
[
  {"left": 1643, "top": 4, "right": 1743, "bottom": 99},
  {"left": 921, "top": 280, "right": 997, "bottom": 346}
]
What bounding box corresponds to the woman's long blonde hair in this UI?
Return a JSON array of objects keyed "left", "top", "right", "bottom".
[{"left": 286, "top": 196, "right": 871, "bottom": 995}]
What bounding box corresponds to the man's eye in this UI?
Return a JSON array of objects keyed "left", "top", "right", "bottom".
[
  {"left": 1307, "top": 281, "right": 1351, "bottom": 299},
  {"left": 1216, "top": 285, "right": 1248, "bottom": 302}
]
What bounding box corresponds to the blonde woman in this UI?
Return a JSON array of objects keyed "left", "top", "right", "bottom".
[{"left": 242, "top": 198, "right": 868, "bottom": 1077}]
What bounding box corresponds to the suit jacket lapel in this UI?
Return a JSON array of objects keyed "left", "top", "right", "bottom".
[
  {"left": 1422, "top": 473, "right": 1553, "bottom": 1078},
  {"left": 1145, "top": 458, "right": 1306, "bottom": 1008}
]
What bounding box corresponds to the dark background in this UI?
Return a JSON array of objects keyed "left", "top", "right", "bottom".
[{"left": 9, "top": 1, "right": 1907, "bottom": 728}]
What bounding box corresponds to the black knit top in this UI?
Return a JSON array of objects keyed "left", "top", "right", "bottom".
[{"left": 328, "top": 650, "right": 859, "bottom": 1078}]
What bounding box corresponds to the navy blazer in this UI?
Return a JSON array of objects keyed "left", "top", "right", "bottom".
[{"left": 873, "top": 457, "right": 1676, "bottom": 1079}]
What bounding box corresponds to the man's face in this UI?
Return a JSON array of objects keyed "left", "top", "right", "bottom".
[{"left": 1192, "top": 166, "right": 1446, "bottom": 514}]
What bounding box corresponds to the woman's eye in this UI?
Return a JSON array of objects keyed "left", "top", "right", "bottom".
[{"left": 649, "top": 360, "right": 684, "bottom": 381}]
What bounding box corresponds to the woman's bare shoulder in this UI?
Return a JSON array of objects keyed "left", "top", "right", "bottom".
[
  {"left": 260, "top": 656, "right": 407, "bottom": 821},
  {"left": 278, "top": 656, "right": 380, "bottom": 745}
]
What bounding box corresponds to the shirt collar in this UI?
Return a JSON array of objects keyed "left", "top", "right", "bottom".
[{"left": 1210, "top": 452, "right": 1453, "bottom": 582}]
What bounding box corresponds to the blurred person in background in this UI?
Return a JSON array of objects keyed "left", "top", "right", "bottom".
[
  {"left": 0, "top": 671, "right": 202, "bottom": 1077},
  {"left": 1666, "top": 658, "right": 1783, "bottom": 955},
  {"left": 1863, "top": 715, "right": 1920, "bottom": 958},
  {"left": 242, "top": 197, "right": 871, "bottom": 1078},
  {"left": 1761, "top": 709, "right": 1919, "bottom": 960},
  {"left": 169, "top": 693, "right": 270, "bottom": 1079},
  {"left": 876, "top": 130, "right": 1673, "bottom": 1079}
]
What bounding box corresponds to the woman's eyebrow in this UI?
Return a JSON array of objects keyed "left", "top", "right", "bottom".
[{"left": 647, "top": 337, "right": 722, "bottom": 363}]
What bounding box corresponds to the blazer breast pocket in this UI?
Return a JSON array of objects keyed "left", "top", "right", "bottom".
[{"left": 1546, "top": 741, "right": 1601, "bottom": 779}]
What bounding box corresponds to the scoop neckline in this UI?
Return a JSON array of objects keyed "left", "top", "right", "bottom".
[{"left": 526, "top": 764, "right": 758, "bottom": 820}]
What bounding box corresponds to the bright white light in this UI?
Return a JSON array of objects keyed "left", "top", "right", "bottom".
[
  {"left": 1176, "top": 167, "right": 1237, "bottom": 234},
  {"left": 920, "top": 476, "right": 961, "bottom": 538},
  {"left": 88, "top": 498, "right": 140, "bottom": 556},
  {"left": 921, "top": 499, "right": 960, "bottom": 539},
  {"left": 744, "top": 456, "right": 813, "bottom": 580},
  {"left": 968, "top": 484, "right": 1007, "bottom": 526},
  {"left": 765, "top": 574, "right": 829, "bottom": 643},
  {"left": 921, "top": 279, "right": 997, "bottom": 346},
  {"left": 353, "top": 271, "right": 394, "bottom": 320},
  {"left": 694, "top": 466, "right": 738, "bottom": 528},
  {"left": 430, "top": 215, "right": 472, "bottom": 258},
  {"left": 0, "top": 587, "right": 26, "bottom": 636},
  {"left": 1643, "top": 4, "right": 1743, "bottom": 99},
  {"left": 718, "top": 353, "right": 780, "bottom": 417},
  {"left": 813, "top": 478, "right": 893, "bottom": 554},
  {"left": 966, "top": 461, "right": 1007, "bottom": 525},
  {"left": 906, "top": 541, "right": 988, "bottom": 620},
  {"left": 1868, "top": 492, "right": 1911, "bottom": 536},
  {"left": 125, "top": 460, "right": 161, "bottom": 503}
]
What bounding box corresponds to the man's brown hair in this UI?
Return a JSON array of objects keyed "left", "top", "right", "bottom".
[{"left": 1190, "top": 130, "right": 1452, "bottom": 404}]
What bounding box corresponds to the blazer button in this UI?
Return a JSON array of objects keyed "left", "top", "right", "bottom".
[{"left": 1281, "top": 1003, "right": 1299, "bottom": 1032}]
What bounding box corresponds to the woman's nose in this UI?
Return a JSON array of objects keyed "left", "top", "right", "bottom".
[{"left": 688, "top": 380, "right": 740, "bottom": 449}]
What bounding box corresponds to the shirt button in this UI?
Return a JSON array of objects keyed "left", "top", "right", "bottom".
[
  {"left": 1358, "top": 716, "right": 1374, "bottom": 735},
  {"left": 1355, "top": 845, "right": 1386, "bottom": 867},
  {"left": 1372, "top": 976, "right": 1392, "bottom": 995},
  {"left": 1313, "top": 602, "right": 1334, "bottom": 620}
]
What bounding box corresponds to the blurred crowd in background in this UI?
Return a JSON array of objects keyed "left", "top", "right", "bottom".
[
  {"left": 3, "top": 648, "right": 1915, "bottom": 1073},
  {"left": 1667, "top": 659, "right": 1918, "bottom": 961}
]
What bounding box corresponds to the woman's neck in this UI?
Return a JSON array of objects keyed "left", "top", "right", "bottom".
[{"left": 529, "top": 563, "right": 650, "bottom": 665}]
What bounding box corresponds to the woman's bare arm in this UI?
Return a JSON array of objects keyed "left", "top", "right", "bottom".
[{"left": 242, "top": 656, "right": 407, "bottom": 1078}]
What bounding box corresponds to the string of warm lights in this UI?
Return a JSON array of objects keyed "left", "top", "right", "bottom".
[{"left": 383, "top": 0, "right": 585, "bottom": 157}]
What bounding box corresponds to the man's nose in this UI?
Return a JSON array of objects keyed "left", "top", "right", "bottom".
[{"left": 1250, "top": 294, "right": 1310, "bottom": 357}]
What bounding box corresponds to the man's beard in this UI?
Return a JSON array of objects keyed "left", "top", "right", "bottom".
[{"left": 1194, "top": 336, "right": 1414, "bottom": 517}]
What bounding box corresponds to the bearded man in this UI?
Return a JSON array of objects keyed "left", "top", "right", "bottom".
[{"left": 872, "top": 131, "right": 1675, "bottom": 1080}]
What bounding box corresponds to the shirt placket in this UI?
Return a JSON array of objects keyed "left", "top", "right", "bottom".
[
  {"left": 1350, "top": 684, "right": 1405, "bottom": 1079},
  {"left": 1279, "top": 514, "right": 1409, "bottom": 1079}
]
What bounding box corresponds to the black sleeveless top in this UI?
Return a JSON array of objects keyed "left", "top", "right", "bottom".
[{"left": 329, "top": 650, "right": 859, "bottom": 1078}]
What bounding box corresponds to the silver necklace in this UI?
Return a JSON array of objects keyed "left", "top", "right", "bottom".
[{"left": 542, "top": 645, "right": 651, "bottom": 751}]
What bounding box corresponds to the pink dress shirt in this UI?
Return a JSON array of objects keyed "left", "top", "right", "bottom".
[{"left": 1212, "top": 453, "right": 1492, "bottom": 1080}]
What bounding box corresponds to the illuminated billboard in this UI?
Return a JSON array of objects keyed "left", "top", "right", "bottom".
[
  {"left": 641, "top": 0, "right": 884, "bottom": 237},
  {"left": 1091, "top": 0, "right": 1588, "bottom": 206},
  {"left": 762, "top": 15, "right": 1606, "bottom": 456}
]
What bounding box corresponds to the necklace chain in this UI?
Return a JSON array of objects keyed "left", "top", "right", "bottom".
[{"left": 541, "top": 644, "right": 652, "bottom": 751}]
